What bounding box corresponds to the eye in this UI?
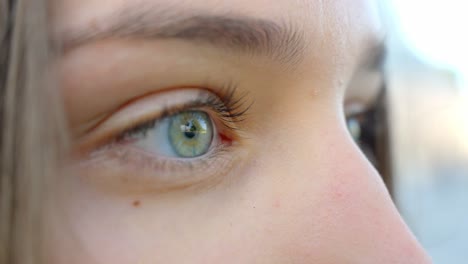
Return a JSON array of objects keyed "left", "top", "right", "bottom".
[
  {"left": 345, "top": 91, "right": 392, "bottom": 192},
  {"left": 73, "top": 87, "right": 251, "bottom": 193},
  {"left": 346, "top": 112, "right": 377, "bottom": 165},
  {"left": 124, "top": 110, "right": 215, "bottom": 158}
]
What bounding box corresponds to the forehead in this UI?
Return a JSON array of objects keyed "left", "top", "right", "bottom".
[{"left": 51, "top": 0, "right": 384, "bottom": 46}]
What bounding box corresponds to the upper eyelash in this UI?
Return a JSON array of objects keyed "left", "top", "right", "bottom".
[
  {"left": 116, "top": 83, "right": 252, "bottom": 141},
  {"left": 204, "top": 82, "right": 253, "bottom": 129}
]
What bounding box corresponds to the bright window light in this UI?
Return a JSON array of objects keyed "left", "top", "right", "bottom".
[{"left": 390, "top": 0, "right": 468, "bottom": 78}]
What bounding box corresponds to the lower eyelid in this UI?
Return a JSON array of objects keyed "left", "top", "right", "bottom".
[{"left": 73, "top": 141, "right": 239, "bottom": 194}]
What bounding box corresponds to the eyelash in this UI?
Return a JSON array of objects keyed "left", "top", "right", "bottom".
[{"left": 115, "top": 83, "right": 251, "bottom": 143}]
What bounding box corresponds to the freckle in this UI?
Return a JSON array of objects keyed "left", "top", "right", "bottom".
[
  {"left": 309, "top": 87, "right": 320, "bottom": 98},
  {"left": 132, "top": 200, "right": 141, "bottom": 208},
  {"left": 273, "top": 200, "right": 281, "bottom": 208},
  {"left": 334, "top": 190, "right": 343, "bottom": 199},
  {"left": 89, "top": 19, "right": 100, "bottom": 31},
  {"left": 330, "top": 179, "right": 347, "bottom": 201}
]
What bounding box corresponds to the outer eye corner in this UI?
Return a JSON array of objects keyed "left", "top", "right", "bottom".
[{"left": 218, "top": 132, "right": 234, "bottom": 146}]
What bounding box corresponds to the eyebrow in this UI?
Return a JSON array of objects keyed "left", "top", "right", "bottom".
[{"left": 56, "top": 7, "right": 307, "bottom": 66}]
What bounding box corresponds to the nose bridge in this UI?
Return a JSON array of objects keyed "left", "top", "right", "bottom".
[{"left": 256, "top": 115, "right": 432, "bottom": 263}]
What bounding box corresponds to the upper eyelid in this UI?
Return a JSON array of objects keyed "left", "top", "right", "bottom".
[
  {"left": 84, "top": 89, "right": 209, "bottom": 133},
  {"left": 74, "top": 89, "right": 209, "bottom": 151},
  {"left": 117, "top": 101, "right": 221, "bottom": 141},
  {"left": 80, "top": 82, "right": 244, "bottom": 136}
]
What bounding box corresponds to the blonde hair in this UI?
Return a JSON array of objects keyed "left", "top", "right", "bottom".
[{"left": 0, "top": 0, "right": 66, "bottom": 263}]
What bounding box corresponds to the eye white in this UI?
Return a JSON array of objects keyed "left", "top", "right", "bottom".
[{"left": 133, "top": 118, "right": 178, "bottom": 157}]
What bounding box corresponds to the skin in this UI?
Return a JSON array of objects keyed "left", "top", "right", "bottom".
[{"left": 47, "top": 0, "right": 432, "bottom": 263}]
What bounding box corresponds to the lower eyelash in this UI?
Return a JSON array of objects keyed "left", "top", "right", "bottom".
[{"left": 78, "top": 139, "right": 239, "bottom": 192}]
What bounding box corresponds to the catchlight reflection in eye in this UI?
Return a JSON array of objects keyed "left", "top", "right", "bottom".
[
  {"left": 131, "top": 110, "right": 215, "bottom": 159},
  {"left": 168, "top": 111, "right": 213, "bottom": 157}
]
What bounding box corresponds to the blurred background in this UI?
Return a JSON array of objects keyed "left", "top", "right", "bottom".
[{"left": 384, "top": 1, "right": 468, "bottom": 263}]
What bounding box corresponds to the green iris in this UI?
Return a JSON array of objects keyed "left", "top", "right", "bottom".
[{"left": 168, "top": 111, "right": 214, "bottom": 158}]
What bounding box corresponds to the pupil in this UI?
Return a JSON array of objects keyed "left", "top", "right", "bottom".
[{"left": 184, "top": 120, "right": 197, "bottom": 139}]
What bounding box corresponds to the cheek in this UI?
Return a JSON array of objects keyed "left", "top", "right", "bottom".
[
  {"left": 45, "top": 170, "right": 164, "bottom": 264},
  {"left": 45, "top": 186, "right": 133, "bottom": 264},
  {"left": 44, "top": 114, "right": 401, "bottom": 264}
]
